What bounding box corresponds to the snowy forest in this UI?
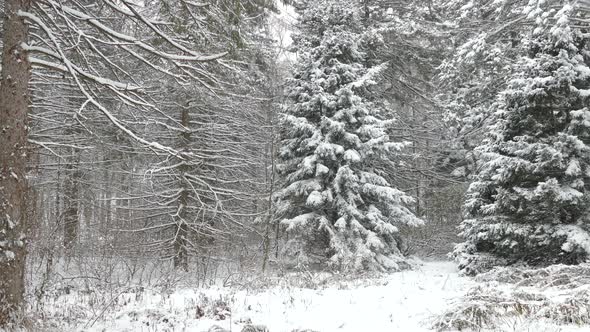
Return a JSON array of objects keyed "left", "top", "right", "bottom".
[{"left": 2, "top": 0, "right": 590, "bottom": 331}]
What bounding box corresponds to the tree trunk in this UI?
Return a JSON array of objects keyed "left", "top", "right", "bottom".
[
  {"left": 173, "top": 220, "right": 189, "bottom": 271},
  {"left": 63, "top": 148, "right": 80, "bottom": 251},
  {"left": 0, "top": 0, "right": 32, "bottom": 326},
  {"left": 103, "top": 157, "right": 112, "bottom": 241},
  {"left": 173, "top": 106, "right": 190, "bottom": 272},
  {"left": 262, "top": 99, "right": 277, "bottom": 272}
]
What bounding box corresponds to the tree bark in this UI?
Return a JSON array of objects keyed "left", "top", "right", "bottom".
[
  {"left": 173, "top": 105, "right": 190, "bottom": 272},
  {"left": 63, "top": 148, "right": 80, "bottom": 251},
  {"left": 0, "top": 0, "right": 32, "bottom": 326}
]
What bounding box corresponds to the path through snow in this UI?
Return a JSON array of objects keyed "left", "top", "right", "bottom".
[{"left": 247, "top": 261, "right": 471, "bottom": 332}]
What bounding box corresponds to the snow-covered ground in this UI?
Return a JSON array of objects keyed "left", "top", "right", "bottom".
[
  {"left": 33, "top": 261, "right": 590, "bottom": 331},
  {"left": 35, "top": 261, "right": 467, "bottom": 331}
]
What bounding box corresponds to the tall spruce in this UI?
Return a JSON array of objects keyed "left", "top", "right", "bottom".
[
  {"left": 276, "top": 0, "right": 421, "bottom": 271},
  {"left": 454, "top": 2, "right": 590, "bottom": 274},
  {"left": 437, "top": 0, "right": 530, "bottom": 179}
]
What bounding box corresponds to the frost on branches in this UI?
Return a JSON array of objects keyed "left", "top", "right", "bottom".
[
  {"left": 276, "top": 0, "right": 422, "bottom": 272},
  {"left": 454, "top": 2, "right": 590, "bottom": 275}
]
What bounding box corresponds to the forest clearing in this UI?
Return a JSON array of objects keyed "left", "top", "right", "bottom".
[{"left": 2, "top": 1, "right": 590, "bottom": 331}]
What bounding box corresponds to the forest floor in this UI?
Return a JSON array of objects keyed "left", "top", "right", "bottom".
[{"left": 32, "top": 260, "right": 590, "bottom": 332}]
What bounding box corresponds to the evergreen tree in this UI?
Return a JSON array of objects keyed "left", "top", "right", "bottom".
[
  {"left": 454, "top": 2, "right": 590, "bottom": 274},
  {"left": 437, "top": 0, "right": 532, "bottom": 181},
  {"left": 276, "top": 0, "right": 422, "bottom": 271}
]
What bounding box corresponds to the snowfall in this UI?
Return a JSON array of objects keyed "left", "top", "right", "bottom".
[{"left": 33, "top": 260, "right": 590, "bottom": 332}]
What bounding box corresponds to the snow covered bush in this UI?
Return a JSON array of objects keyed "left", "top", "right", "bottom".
[
  {"left": 276, "top": 0, "right": 422, "bottom": 272},
  {"left": 434, "top": 263, "right": 590, "bottom": 331},
  {"left": 453, "top": 1, "right": 590, "bottom": 274}
]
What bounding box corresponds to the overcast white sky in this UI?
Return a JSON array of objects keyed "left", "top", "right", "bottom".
[{"left": 268, "top": 0, "right": 297, "bottom": 61}]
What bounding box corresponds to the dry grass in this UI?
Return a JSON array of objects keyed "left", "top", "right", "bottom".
[{"left": 434, "top": 264, "right": 590, "bottom": 331}]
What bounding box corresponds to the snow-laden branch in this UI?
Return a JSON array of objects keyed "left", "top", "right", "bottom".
[
  {"left": 42, "top": 2, "right": 228, "bottom": 62},
  {"left": 18, "top": 9, "right": 186, "bottom": 157}
]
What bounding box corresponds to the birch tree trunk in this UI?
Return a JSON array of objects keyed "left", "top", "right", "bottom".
[{"left": 0, "top": 0, "right": 32, "bottom": 326}]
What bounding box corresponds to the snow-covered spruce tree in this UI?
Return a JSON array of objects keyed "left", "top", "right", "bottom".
[
  {"left": 454, "top": 3, "right": 590, "bottom": 275},
  {"left": 276, "top": 0, "right": 422, "bottom": 271}
]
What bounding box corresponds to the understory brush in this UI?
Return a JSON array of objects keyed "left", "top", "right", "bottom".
[
  {"left": 26, "top": 255, "right": 399, "bottom": 331},
  {"left": 434, "top": 264, "right": 590, "bottom": 331}
]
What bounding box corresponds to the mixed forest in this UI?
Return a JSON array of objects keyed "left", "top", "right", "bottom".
[{"left": 1, "top": 0, "right": 590, "bottom": 331}]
